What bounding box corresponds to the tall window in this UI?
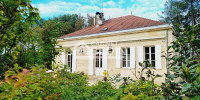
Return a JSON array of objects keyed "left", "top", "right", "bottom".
[
  {"left": 95, "top": 49, "right": 103, "bottom": 68},
  {"left": 145, "top": 47, "right": 155, "bottom": 67},
  {"left": 122, "top": 48, "right": 130, "bottom": 67},
  {"left": 67, "top": 52, "right": 72, "bottom": 72}
]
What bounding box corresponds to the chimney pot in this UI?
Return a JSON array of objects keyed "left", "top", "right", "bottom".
[{"left": 95, "top": 12, "right": 104, "bottom": 27}]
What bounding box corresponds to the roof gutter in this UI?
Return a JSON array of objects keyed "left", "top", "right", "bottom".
[{"left": 57, "top": 24, "right": 171, "bottom": 41}]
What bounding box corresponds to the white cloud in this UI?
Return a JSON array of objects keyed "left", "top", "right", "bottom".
[
  {"left": 119, "top": 0, "right": 124, "bottom": 4},
  {"left": 34, "top": 1, "right": 101, "bottom": 18},
  {"left": 103, "top": 8, "right": 127, "bottom": 19},
  {"left": 33, "top": 0, "right": 165, "bottom": 21},
  {"left": 104, "top": 1, "right": 116, "bottom": 7},
  {"left": 88, "top": 0, "right": 102, "bottom": 5}
]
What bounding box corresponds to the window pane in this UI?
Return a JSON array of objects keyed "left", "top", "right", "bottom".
[
  {"left": 96, "top": 60, "right": 99, "bottom": 68},
  {"left": 145, "top": 47, "right": 149, "bottom": 53},
  {"left": 123, "top": 61, "right": 126, "bottom": 67},
  {"left": 151, "top": 54, "right": 155, "bottom": 60},
  {"left": 128, "top": 54, "right": 130, "bottom": 61},
  {"left": 96, "top": 54, "right": 99, "bottom": 59},
  {"left": 96, "top": 54, "right": 99, "bottom": 68},
  {"left": 68, "top": 55, "right": 70, "bottom": 62},
  {"left": 123, "top": 48, "right": 126, "bottom": 54},
  {"left": 70, "top": 55, "right": 72, "bottom": 67},
  {"left": 145, "top": 54, "right": 149, "bottom": 60},
  {"left": 127, "top": 48, "right": 130, "bottom": 54},
  {"left": 68, "top": 52, "right": 72, "bottom": 68},
  {"left": 151, "top": 61, "right": 155, "bottom": 67},
  {"left": 123, "top": 55, "right": 126, "bottom": 60},
  {"left": 145, "top": 61, "right": 150, "bottom": 67},
  {"left": 151, "top": 47, "right": 155, "bottom": 53},
  {"left": 100, "top": 54, "right": 102, "bottom": 68},
  {"left": 127, "top": 60, "right": 130, "bottom": 67}
]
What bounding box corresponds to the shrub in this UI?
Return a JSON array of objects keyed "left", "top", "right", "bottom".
[
  {"left": 89, "top": 81, "right": 118, "bottom": 100},
  {"left": 0, "top": 65, "right": 90, "bottom": 100},
  {"left": 162, "top": 25, "right": 200, "bottom": 99},
  {"left": 0, "top": 65, "right": 120, "bottom": 100}
]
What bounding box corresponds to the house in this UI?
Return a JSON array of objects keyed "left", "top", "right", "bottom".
[{"left": 55, "top": 12, "right": 173, "bottom": 83}]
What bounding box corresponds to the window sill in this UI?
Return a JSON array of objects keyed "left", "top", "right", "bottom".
[{"left": 121, "top": 67, "right": 133, "bottom": 69}]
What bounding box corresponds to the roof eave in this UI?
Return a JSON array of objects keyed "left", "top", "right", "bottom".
[{"left": 57, "top": 24, "right": 171, "bottom": 41}]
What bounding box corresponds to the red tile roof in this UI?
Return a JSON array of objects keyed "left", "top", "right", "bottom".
[{"left": 60, "top": 15, "right": 166, "bottom": 38}]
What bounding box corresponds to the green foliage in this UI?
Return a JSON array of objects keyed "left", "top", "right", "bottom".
[
  {"left": 37, "top": 20, "right": 62, "bottom": 69},
  {"left": 0, "top": 0, "right": 91, "bottom": 79},
  {"left": 31, "top": 14, "right": 87, "bottom": 69},
  {"left": 122, "top": 80, "right": 163, "bottom": 100},
  {"left": 162, "top": 24, "right": 200, "bottom": 99},
  {"left": 0, "top": 65, "right": 89, "bottom": 99},
  {"left": 0, "top": 0, "right": 199, "bottom": 99},
  {"left": 0, "top": 65, "right": 119, "bottom": 100},
  {"left": 87, "top": 14, "right": 95, "bottom": 26},
  {"left": 53, "top": 14, "right": 86, "bottom": 33},
  {"left": 115, "top": 62, "right": 164, "bottom": 100},
  {"left": 0, "top": 0, "right": 40, "bottom": 80},
  {"left": 90, "top": 81, "right": 117, "bottom": 100},
  {"left": 122, "top": 93, "right": 138, "bottom": 100},
  {"left": 161, "top": 0, "right": 200, "bottom": 99}
]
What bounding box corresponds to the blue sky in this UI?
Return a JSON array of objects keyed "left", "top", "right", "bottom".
[{"left": 32, "top": 0, "right": 167, "bottom": 21}]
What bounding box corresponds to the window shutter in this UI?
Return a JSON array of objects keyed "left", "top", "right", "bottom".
[
  {"left": 72, "top": 49, "right": 76, "bottom": 73},
  {"left": 61, "top": 52, "right": 65, "bottom": 68},
  {"left": 116, "top": 47, "right": 121, "bottom": 68},
  {"left": 155, "top": 45, "right": 162, "bottom": 69},
  {"left": 103, "top": 48, "right": 108, "bottom": 71},
  {"left": 88, "top": 48, "right": 93, "bottom": 75},
  {"left": 137, "top": 46, "right": 143, "bottom": 68},
  {"left": 130, "top": 47, "right": 135, "bottom": 68}
]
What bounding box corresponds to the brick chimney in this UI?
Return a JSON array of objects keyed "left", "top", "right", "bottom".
[{"left": 94, "top": 12, "right": 104, "bottom": 27}]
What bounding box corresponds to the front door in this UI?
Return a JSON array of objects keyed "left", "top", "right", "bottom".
[{"left": 95, "top": 49, "right": 103, "bottom": 76}]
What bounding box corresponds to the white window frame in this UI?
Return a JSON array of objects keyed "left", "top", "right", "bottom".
[
  {"left": 95, "top": 49, "right": 103, "bottom": 68},
  {"left": 144, "top": 46, "right": 155, "bottom": 67},
  {"left": 122, "top": 48, "right": 130, "bottom": 67}
]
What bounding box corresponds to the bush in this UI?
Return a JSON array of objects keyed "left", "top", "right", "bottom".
[
  {"left": 0, "top": 65, "right": 120, "bottom": 100},
  {"left": 162, "top": 25, "right": 200, "bottom": 99},
  {"left": 122, "top": 80, "right": 164, "bottom": 100},
  {"left": 89, "top": 81, "right": 118, "bottom": 100},
  {"left": 0, "top": 65, "right": 90, "bottom": 100}
]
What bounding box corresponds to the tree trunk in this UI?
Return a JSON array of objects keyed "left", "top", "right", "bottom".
[{"left": 190, "top": 0, "right": 196, "bottom": 26}]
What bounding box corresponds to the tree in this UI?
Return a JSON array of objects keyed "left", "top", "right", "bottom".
[
  {"left": 86, "top": 14, "right": 95, "bottom": 26},
  {"left": 160, "top": 0, "right": 200, "bottom": 99},
  {"left": 0, "top": 0, "right": 40, "bottom": 80},
  {"left": 160, "top": 0, "right": 200, "bottom": 28},
  {"left": 54, "top": 14, "right": 85, "bottom": 31},
  {"left": 75, "top": 15, "right": 85, "bottom": 30},
  {"left": 40, "top": 20, "right": 64, "bottom": 69},
  {"left": 31, "top": 14, "right": 86, "bottom": 69},
  {"left": 54, "top": 14, "right": 78, "bottom": 28}
]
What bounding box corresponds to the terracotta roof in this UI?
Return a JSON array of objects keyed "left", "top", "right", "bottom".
[{"left": 60, "top": 15, "right": 166, "bottom": 38}]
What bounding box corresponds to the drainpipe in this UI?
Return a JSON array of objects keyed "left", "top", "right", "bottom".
[{"left": 166, "top": 29, "right": 169, "bottom": 74}]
